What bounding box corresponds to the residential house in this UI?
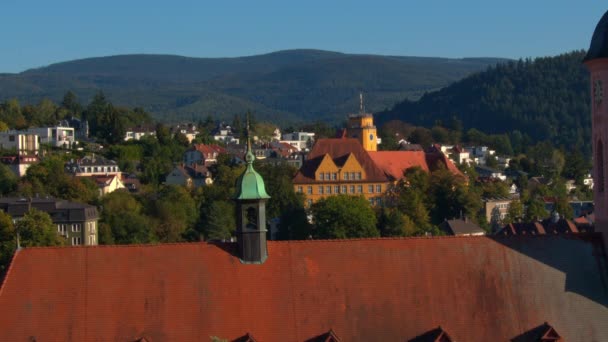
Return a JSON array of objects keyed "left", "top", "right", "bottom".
[
  {"left": 483, "top": 197, "right": 513, "bottom": 226},
  {"left": 0, "top": 197, "right": 99, "bottom": 246},
  {"left": 0, "top": 132, "right": 39, "bottom": 155},
  {"left": 439, "top": 218, "right": 485, "bottom": 236},
  {"left": 281, "top": 131, "right": 315, "bottom": 151},
  {"left": 583, "top": 173, "right": 594, "bottom": 189},
  {"left": 21, "top": 125, "right": 76, "bottom": 148},
  {"left": 62, "top": 117, "right": 89, "bottom": 140},
  {"left": 172, "top": 123, "right": 199, "bottom": 143},
  {"left": 65, "top": 155, "right": 121, "bottom": 178},
  {"left": 449, "top": 145, "right": 470, "bottom": 165},
  {"left": 184, "top": 143, "right": 226, "bottom": 166},
  {"left": 0, "top": 155, "right": 40, "bottom": 177},
  {"left": 89, "top": 175, "right": 125, "bottom": 196},
  {"left": 475, "top": 165, "right": 506, "bottom": 181},
  {"left": 212, "top": 123, "right": 240, "bottom": 145},
  {"left": 121, "top": 173, "right": 141, "bottom": 193},
  {"left": 124, "top": 125, "right": 156, "bottom": 141},
  {"left": 165, "top": 164, "right": 212, "bottom": 188}
]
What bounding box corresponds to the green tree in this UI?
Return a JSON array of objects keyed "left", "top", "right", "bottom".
[
  {"left": 0, "top": 120, "right": 8, "bottom": 132},
  {"left": 16, "top": 209, "right": 65, "bottom": 247},
  {"left": 377, "top": 207, "right": 416, "bottom": 237},
  {"left": 61, "top": 90, "right": 82, "bottom": 117},
  {"left": 100, "top": 191, "right": 156, "bottom": 244},
  {"left": 311, "top": 195, "right": 379, "bottom": 239},
  {"left": 0, "top": 211, "right": 16, "bottom": 275},
  {"left": 524, "top": 197, "right": 548, "bottom": 222},
  {"left": 504, "top": 199, "right": 523, "bottom": 224},
  {"left": 201, "top": 201, "right": 235, "bottom": 240},
  {"left": 0, "top": 163, "right": 17, "bottom": 195},
  {"left": 151, "top": 185, "right": 198, "bottom": 242}
]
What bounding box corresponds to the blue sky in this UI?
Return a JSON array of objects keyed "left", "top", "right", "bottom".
[{"left": 0, "top": 1, "right": 605, "bottom": 73}]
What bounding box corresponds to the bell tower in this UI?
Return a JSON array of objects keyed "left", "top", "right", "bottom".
[
  {"left": 234, "top": 116, "right": 271, "bottom": 263},
  {"left": 584, "top": 10, "right": 608, "bottom": 246},
  {"left": 347, "top": 93, "right": 378, "bottom": 151}
]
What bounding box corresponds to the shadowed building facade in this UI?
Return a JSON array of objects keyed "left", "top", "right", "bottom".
[{"left": 585, "top": 10, "right": 608, "bottom": 248}]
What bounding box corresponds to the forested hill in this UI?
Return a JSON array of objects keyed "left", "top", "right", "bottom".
[
  {"left": 0, "top": 50, "right": 505, "bottom": 124},
  {"left": 377, "top": 51, "right": 591, "bottom": 155}
]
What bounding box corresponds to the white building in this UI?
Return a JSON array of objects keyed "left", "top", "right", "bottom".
[
  {"left": 124, "top": 126, "right": 156, "bottom": 141},
  {"left": 65, "top": 155, "right": 121, "bottom": 178},
  {"left": 22, "top": 126, "right": 76, "bottom": 148},
  {"left": 281, "top": 131, "right": 315, "bottom": 151},
  {"left": 0, "top": 132, "right": 39, "bottom": 155}
]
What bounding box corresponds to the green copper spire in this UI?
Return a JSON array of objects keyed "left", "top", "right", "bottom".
[{"left": 234, "top": 114, "right": 270, "bottom": 200}]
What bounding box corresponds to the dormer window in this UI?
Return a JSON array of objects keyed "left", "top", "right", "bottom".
[{"left": 344, "top": 172, "right": 349, "bottom": 181}]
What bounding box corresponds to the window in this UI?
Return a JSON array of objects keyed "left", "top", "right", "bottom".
[
  {"left": 307, "top": 186, "right": 313, "bottom": 195},
  {"left": 331, "top": 173, "right": 337, "bottom": 180},
  {"left": 341, "top": 185, "right": 347, "bottom": 193},
  {"left": 334, "top": 185, "right": 340, "bottom": 194},
  {"left": 357, "top": 185, "right": 363, "bottom": 193},
  {"left": 325, "top": 172, "right": 330, "bottom": 180},
  {"left": 350, "top": 185, "right": 355, "bottom": 193},
  {"left": 297, "top": 186, "right": 303, "bottom": 193},
  {"left": 72, "top": 224, "right": 81, "bottom": 232},
  {"left": 9, "top": 135, "right": 15, "bottom": 142},
  {"left": 350, "top": 172, "right": 355, "bottom": 180},
  {"left": 356, "top": 172, "right": 362, "bottom": 180},
  {"left": 89, "top": 235, "right": 96, "bottom": 245},
  {"left": 72, "top": 237, "right": 81, "bottom": 246},
  {"left": 368, "top": 185, "right": 374, "bottom": 193},
  {"left": 344, "top": 172, "right": 349, "bottom": 180},
  {"left": 326, "top": 186, "right": 332, "bottom": 194},
  {"left": 376, "top": 185, "right": 382, "bottom": 193},
  {"left": 319, "top": 173, "right": 325, "bottom": 181},
  {"left": 319, "top": 186, "right": 324, "bottom": 194}
]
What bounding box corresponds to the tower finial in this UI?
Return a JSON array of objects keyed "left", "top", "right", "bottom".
[
  {"left": 360, "top": 92, "right": 364, "bottom": 113},
  {"left": 245, "top": 112, "right": 255, "bottom": 165}
]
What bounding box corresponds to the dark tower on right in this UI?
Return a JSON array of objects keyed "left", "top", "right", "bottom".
[{"left": 584, "top": 10, "right": 608, "bottom": 246}]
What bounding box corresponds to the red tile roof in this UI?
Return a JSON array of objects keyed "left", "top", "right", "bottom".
[
  {"left": 1, "top": 235, "right": 607, "bottom": 341},
  {"left": 294, "top": 138, "right": 388, "bottom": 183},
  {"left": 368, "top": 151, "right": 463, "bottom": 181}
]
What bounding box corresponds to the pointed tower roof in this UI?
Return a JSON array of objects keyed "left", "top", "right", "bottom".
[{"left": 234, "top": 115, "right": 270, "bottom": 200}]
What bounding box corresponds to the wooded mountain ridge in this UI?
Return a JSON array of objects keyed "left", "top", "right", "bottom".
[
  {"left": 0, "top": 49, "right": 505, "bottom": 124},
  {"left": 377, "top": 51, "right": 591, "bottom": 155}
]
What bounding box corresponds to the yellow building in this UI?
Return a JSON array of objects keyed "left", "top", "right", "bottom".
[
  {"left": 293, "top": 138, "right": 463, "bottom": 207},
  {"left": 293, "top": 138, "right": 389, "bottom": 207}
]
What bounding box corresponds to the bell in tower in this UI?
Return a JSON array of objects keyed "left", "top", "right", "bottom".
[{"left": 234, "top": 116, "right": 271, "bottom": 263}]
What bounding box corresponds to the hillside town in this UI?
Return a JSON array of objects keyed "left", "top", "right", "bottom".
[{"left": 0, "top": 5, "right": 608, "bottom": 342}]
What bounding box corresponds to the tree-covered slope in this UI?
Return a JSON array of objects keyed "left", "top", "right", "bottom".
[
  {"left": 377, "top": 51, "right": 591, "bottom": 154},
  {"left": 0, "top": 50, "right": 505, "bottom": 124}
]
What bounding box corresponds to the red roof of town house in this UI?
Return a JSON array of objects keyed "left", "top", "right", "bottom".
[
  {"left": 294, "top": 138, "right": 388, "bottom": 183},
  {"left": 193, "top": 143, "right": 226, "bottom": 157},
  {"left": 368, "top": 151, "right": 463, "bottom": 181},
  {"left": 1, "top": 235, "right": 607, "bottom": 341}
]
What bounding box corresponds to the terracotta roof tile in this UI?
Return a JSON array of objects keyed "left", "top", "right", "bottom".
[{"left": 0, "top": 235, "right": 607, "bottom": 341}]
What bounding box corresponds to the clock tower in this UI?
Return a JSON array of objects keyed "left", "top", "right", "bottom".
[
  {"left": 584, "top": 10, "right": 608, "bottom": 246},
  {"left": 347, "top": 93, "right": 378, "bottom": 151}
]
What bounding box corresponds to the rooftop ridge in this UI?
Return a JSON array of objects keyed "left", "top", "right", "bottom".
[{"left": 9, "top": 232, "right": 604, "bottom": 251}]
